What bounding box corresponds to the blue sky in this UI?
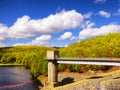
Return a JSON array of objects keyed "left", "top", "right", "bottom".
[{"left": 0, "top": 0, "right": 120, "bottom": 47}]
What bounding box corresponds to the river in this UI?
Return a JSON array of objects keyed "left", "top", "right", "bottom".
[{"left": 0, "top": 66, "right": 38, "bottom": 90}]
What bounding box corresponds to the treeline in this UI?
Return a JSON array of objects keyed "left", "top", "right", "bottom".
[
  {"left": 0, "top": 46, "right": 53, "bottom": 77},
  {"left": 0, "top": 33, "right": 120, "bottom": 77}
]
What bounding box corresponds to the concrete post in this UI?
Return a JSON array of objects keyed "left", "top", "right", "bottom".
[{"left": 47, "top": 50, "right": 59, "bottom": 86}]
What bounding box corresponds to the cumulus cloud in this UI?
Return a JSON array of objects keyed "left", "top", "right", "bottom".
[
  {"left": 79, "top": 24, "right": 120, "bottom": 40},
  {"left": 98, "top": 11, "right": 111, "bottom": 18},
  {"left": 27, "top": 35, "right": 51, "bottom": 46},
  {"left": 0, "top": 24, "right": 8, "bottom": 47},
  {"left": 8, "top": 10, "right": 84, "bottom": 39},
  {"left": 58, "top": 32, "right": 75, "bottom": 40},
  {"left": 0, "top": 10, "right": 87, "bottom": 47},
  {"left": 8, "top": 16, "right": 35, "bottom": 39},
  {"left": 13, "top": 35, "right": 51, "bottom": 46},
  {"left": 94, "top": 0, "right": 106, "bottom": 3},
  {"left": 0, "top": 42, "right": 7, "bottom": 47},
  {"left": 0, "top": 24, "right": 8, "bottom": 41}
]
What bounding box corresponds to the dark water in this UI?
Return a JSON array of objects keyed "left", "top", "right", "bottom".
[{"left": 0, "top": 66, "right": 38, "bottom": 90}]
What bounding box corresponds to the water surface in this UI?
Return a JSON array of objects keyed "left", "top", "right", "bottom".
[{"left": 0, "top": 66, "right": 38, "bottom": 90}]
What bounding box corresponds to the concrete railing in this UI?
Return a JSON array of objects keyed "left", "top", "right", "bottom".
[{"left": 46, "top": 50, "right": 120, "bottom": 88}]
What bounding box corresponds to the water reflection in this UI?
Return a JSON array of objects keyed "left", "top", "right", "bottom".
[{"left": 0, "top": 66, "right": 38, "bottom": 90}]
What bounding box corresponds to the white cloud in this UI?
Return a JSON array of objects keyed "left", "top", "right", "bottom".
[
  {"left": 0, "top": 10, "right": 87, "bottom": 47},
  {"left": 28, "top": 35, "right": 51, "bottom": 46},
  {"left": 114, "top": 8, "right": 120, "bottom": 16},
  {"left": 85, "top": 21, "right": 95, "bottom": 28},
  {"left": 0, "top": 24, "right": 8, "bottom": 47},
  {"left": 13, "top": 43, "right": 26, "bottom": 46},
  {"left": 13, "top": 35, "right": 51, "bottom": 46},
  {"left": 80, "top": 13, "right": 93, "bottom": 29},
  {"left": 8, "top": 10, "right": 84, "bottom": 39},
  {"left": 117, "top": 8, "right": 120, "bottom": 15},
  {"left": 0, "top": 24, "right": 8, "bottom": 41},
  {"left": 0, "top": 42, "right": 7, "bottom": 47},
  {"left": 8, "top": 16, "right": 35, "bottom": 39},
  {"left": 58, "top": 32, "right": 75, "bottom": 40},
  {"left": 84, "top": 12, "right": 92, "bottom": 19},
  {"left": 98, "top": 11, "right": 111, "bottom": 18},
  {"left": 94, "top": 0, "right": 106, "bottom": 3},
  {"left": 79, "top": 24, "right": 120, "bottom": 40},
  {"left": 80, "top": 21, "right": 95, "bottom": 29}
]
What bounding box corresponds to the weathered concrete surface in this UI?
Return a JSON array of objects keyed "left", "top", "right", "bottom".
[
  {"left": 48, "top": 61, "right": 58, "bottom": 84},
  {"left": 52, "top": 70, "right": 120, "bottom": 90},
  {"left": 47, "top": 50, "right": 59, "bottom": 86},
  {"left": 100, "top": 79, "right": 120, "bottom": 90}
]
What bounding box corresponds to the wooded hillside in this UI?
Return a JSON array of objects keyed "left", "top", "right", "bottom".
[
  {"left": 59, "top": 33, "right": 120, "bottom": 72},
  {"left": 60, "top": 33, "right": 120, "bottom": 58},
  {"left": 0, "top": 33, "right": 120, "bottom": 77}
]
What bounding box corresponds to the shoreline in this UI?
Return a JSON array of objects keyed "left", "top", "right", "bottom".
[{"left": 0, "top": 64, "right": 24, "bottom": 66}]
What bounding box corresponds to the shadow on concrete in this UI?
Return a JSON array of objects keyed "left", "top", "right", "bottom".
[
  {"left": 87, "top": 76, "right": 103, "bottom": 79},
  {"left": 59, "top": 77, "right": 74, "bottom": 86}
]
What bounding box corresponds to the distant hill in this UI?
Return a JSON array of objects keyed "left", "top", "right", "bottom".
[{"left": 60, "top": 33, "right": 120, "bottom": 58}]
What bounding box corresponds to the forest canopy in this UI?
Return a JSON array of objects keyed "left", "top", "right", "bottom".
[{"left": 60, "top": 33, "right": 120, "bottom": 58}]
